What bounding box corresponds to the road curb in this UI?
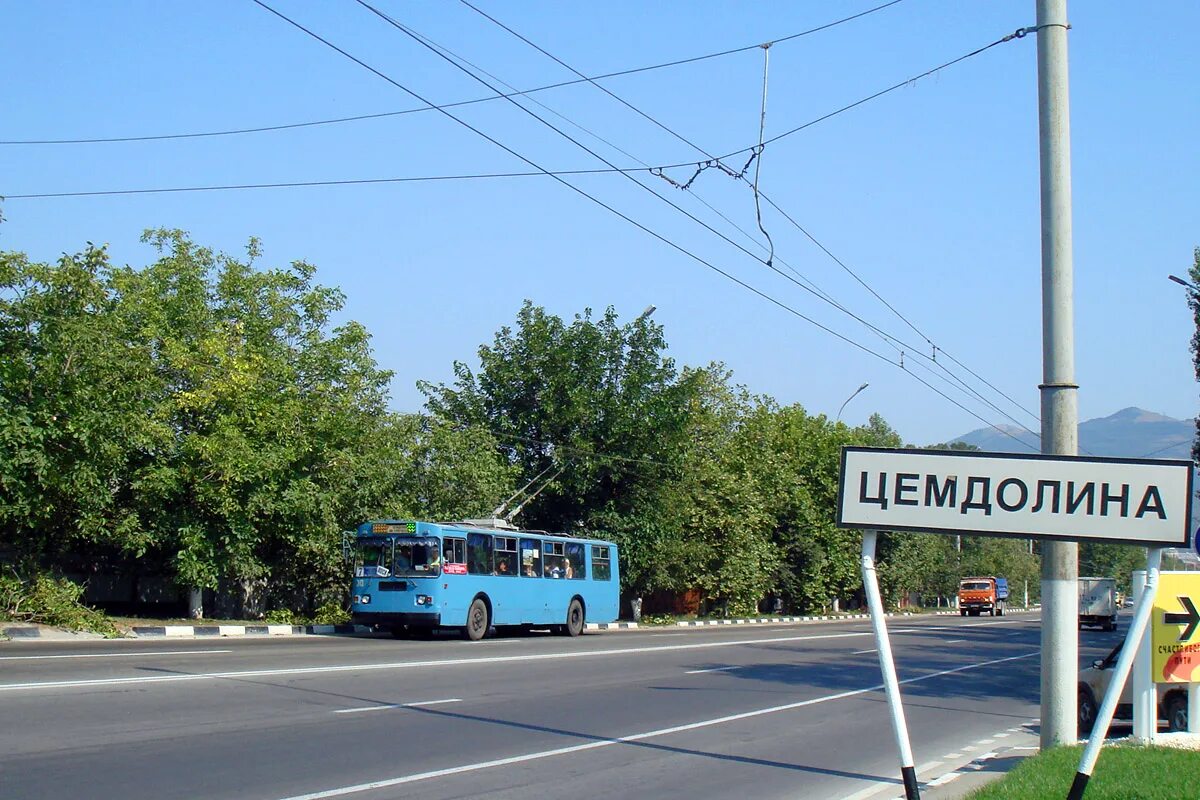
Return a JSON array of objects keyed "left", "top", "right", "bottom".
[
  {"left": 670, "top": 609, "right": 1035, "bottom": 627},
  {"left": 585, "top": 621, "right": 638, "bottom": 630},
  {"left": 130, "top": 624, "right": 375, "bottom": 638}
]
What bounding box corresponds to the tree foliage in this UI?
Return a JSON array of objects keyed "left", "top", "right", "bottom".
[
  {"left": 2, "top": 236, "right": 1052, "bottom": 621},
  {"left": 421, "top": 301, "right": 692, "bottom": 530},
  {"left": 0, "top": 232, "right": 511, "bottom": 615}
]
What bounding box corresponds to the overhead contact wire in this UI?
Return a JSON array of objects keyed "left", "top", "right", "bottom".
[
  {"left": 1, "top": 0, "right": 906, "bottom": 147},
  {"left": 246, "top": 1, "right": 903, "bottom": 370},
  {"left": 454, "top": 1, "right": 1043, "bottom": 444}
]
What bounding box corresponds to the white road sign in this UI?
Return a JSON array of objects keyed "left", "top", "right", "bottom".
[{"left": 837, "top": 447, "right": 1193, "bottom": 547}]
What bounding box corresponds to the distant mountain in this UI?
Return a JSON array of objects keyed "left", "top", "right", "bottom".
[{"left": 951, "top": 407, "right": 1194, "bottom": 460}]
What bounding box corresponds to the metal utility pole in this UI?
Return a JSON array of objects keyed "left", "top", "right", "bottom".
[{"left": 1035, "top": 0, "right": 1078, "bottom": 749}]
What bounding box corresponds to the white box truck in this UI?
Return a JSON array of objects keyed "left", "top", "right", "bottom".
[{"left": 1078, "top": 577, "right": 1118, "bottom": 631}]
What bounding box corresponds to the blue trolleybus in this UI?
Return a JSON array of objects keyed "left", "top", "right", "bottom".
[{"left": 348, "top": 520, "right": 619, "bottom": 640}]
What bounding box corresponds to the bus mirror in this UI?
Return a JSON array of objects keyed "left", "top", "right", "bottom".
[{"left": 341, "top": 532, "right": 352, "bottom": 564}]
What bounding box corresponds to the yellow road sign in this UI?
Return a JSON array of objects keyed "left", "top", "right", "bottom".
[{"left": 1152, "top": 572, "right": 1200, "bottom": 683}]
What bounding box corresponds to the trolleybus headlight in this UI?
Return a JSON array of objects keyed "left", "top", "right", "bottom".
[
  {"left": 353, "top": 595, "right": 360, "bottom": 604},
  {"left": 416, "top": 594, "right": 432, "bottom": 606},
  {"left": 361, "top": 594, "right": 371, "bottom": 605}
]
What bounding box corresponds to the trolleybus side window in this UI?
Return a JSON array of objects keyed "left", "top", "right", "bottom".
[
  {"left": 565, "top": 542, "right": 586, "bottom": 580},
  {"left": 444, "top": 537, "right": 466, "bottom": 567},
  {"left": 544, "top": 541, "right": 566, "bottom": 578},
  {"left": 520, "top": 538, "right": 541, "bottom": 578},
  {"left": 494, "top": 536, "right": 518, "bottom": 576},
  {"left": 467, "top": 533, "right": 493, "bottom": 575},
  {"left": 591, "top": 545, "right": 611, "bottom": 581}
]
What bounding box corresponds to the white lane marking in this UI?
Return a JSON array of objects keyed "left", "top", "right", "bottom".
[
  {"left": 0, "top": 630, "right": 876, "bottom": 692},
  {"left": 927, "top": 772, "right": 961, "bottom": 787},
  {"left": 942, "top": 752, "right": 963, "bottom": 759},
  {"left": 943, "top": 639, "right": 966, "bottom": 644},
  {"left": 842, "top": 781, "right": 900, "bottom": 800},
  {"left": 852, "top": 649, "right": 878, "bottom": 655},
  {"left": 685, "top": 666, "right": 742, "bottom": 674},
  {"left": 334, "top": 699, "right": 461, "bottom": 714},
  {"left": 962, "top": 745, "right": 977, "bottom": 752},
  {"left": 977, "top": 738, "right": 996, "bottom": 745},
  {"left": 915, "top": 760, "right": 943, "bottom": 773},
  {"left": 271, "top": 651, "right": 1038, "bottom": 800},
  {"left": 994, "top": 732, "right": 1011, "bottom": 739},
  {"left": 0, "top": 649, "right": 232, "bottom": 661}
]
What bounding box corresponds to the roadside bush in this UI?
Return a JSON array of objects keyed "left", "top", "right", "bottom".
[
  {"left": 0, "top": 571, "right": 121, "bottom": 637},
  {"left": 312, "top": 602, "right": 350, "bottom": 625},
  {"left": 263, "top": 602, "right": 349, "bottom": 626},
  {"left": 264, "top": 608, "right": 305, "bottom": 625}
]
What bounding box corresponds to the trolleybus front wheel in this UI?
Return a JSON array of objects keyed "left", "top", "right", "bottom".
[{"left": 464, "top": 598, "right": 490, "bottom": 641}]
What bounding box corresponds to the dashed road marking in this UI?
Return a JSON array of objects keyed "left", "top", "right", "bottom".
[{"left": 334, "top": 699, "right": 461, "bottom": 714}]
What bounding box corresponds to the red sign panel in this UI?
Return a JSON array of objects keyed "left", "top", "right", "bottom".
[{"left": 442, "top": 563, "right": 467, "bottom": 575}]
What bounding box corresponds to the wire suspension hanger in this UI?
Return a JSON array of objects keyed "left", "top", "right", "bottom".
[{"left": 752, "top": 43, "right": 775, "bottom": 267}]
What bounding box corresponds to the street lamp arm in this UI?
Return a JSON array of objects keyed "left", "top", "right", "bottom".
[
  {"left": 1168, "top": 274, "right": 1198, "bottom": 292},
  {"left": 837, "top": 382, "right": 869, "bottom": 422}
]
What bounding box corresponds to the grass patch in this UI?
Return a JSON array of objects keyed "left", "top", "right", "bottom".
[{"left": 965, "top": 744, "right": 1200, "bottom": 800}]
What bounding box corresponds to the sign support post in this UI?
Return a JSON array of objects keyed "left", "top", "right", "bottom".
[
  {"left": 861, "top": 529, "right": 920, "bottom": 800},
  {"left": 1068, "top": 548, "right": 1162, "bottom": 800}
]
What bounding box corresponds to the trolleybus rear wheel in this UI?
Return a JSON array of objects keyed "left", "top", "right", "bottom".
[{"left": 563, "top": 598, "right": 584, "bottom": 637}]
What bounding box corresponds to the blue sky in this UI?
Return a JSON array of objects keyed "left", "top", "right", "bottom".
[{"left": 2, "top": 1, "right": 1197, "bottom": 448}]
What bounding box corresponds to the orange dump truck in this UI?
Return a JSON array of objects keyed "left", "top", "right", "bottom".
[{"left": 958, "top": 576, "right": 1009, "bottom": 617}]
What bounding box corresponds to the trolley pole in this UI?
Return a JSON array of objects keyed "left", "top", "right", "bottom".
[{"left": 1035, "top": 0, "right": 1079, "bottom": 749}]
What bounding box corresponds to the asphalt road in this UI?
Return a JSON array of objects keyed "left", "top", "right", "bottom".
[{"left": 0, "top": 613, "right": 1125, "bottom": 800}]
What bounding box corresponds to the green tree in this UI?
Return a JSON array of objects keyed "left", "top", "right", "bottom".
[
  {"left": 660, "top": 368, "right": 778, "bottom": 615},
  {"left": 0, "top": 245, "right": 161, "bottom": 565},
  {"left": 1, "top": 232, "right": 483, "bottom": 616},
  {"left": 114, "top": 230, "right": 404, "bottom": 613},
  {"left": 420, "top": 301, "right": 692, "bottom": 534}
]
